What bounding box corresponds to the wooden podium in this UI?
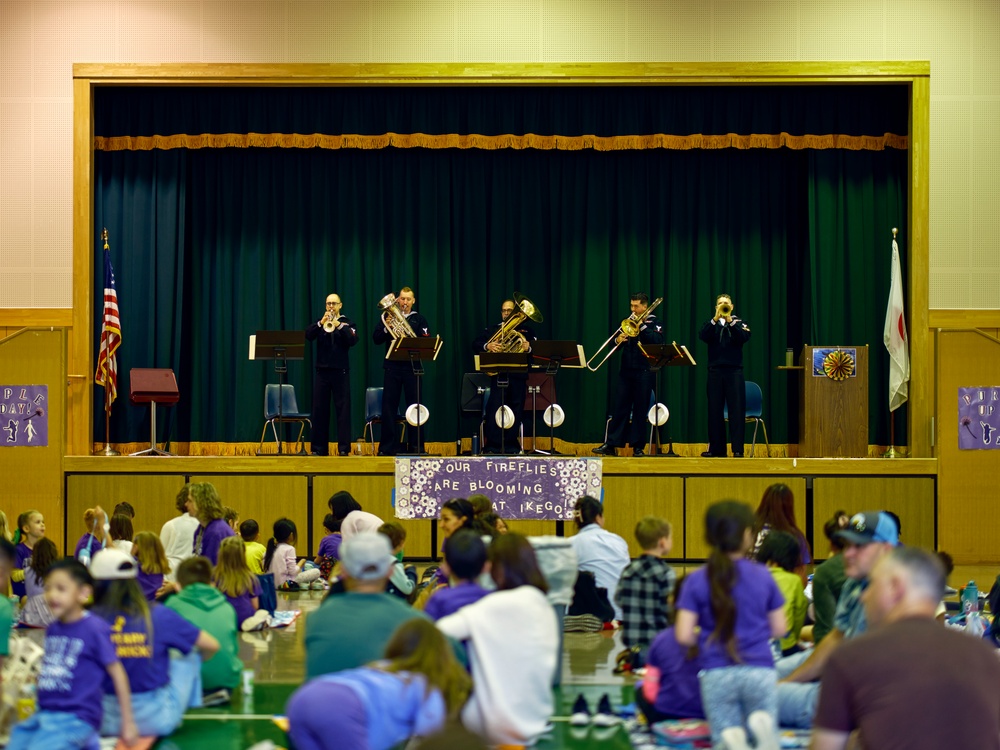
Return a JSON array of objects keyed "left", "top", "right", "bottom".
[{"left": 798, "top": 345, "right": 868, "bottom": 457}]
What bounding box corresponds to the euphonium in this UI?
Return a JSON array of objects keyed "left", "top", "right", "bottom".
[
  {"left": 377, "top": 293, "right": 417, "bottom": 339},
  {"left": 485, "top": 292, "right": 544, "bottom": 353}
]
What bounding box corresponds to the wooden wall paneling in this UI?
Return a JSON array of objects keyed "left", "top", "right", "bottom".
[
  {"left": 601, "top": 476, "right": 684, "bottom": 557},
  {"left": 812, "top": 477, "right": 935, "bottom": 552},
  {"left": 936, "top": 329, "right": 1000, "bottom": 563},
  {"left": 508, "top": 520, "right": 558, "bottom": 538},
  {"left": 311, "top": 475, "right": 432, "bottom": 559},
  {"left": 685, "top": 477, "right": 807, "bottom": 560},
  {"left": 909, "top": 75, "right": 931, "bottom": 457},
  {"left": 1, "top": 329, "right": 66, "bottom": 551},
  {"left": 66, "top": 474, "right": 184, "bottom": 554},
  {"left": 70, "top": 77, "right": 93, "bottom": 456},
  {"left": 189, "top": 475, "right": 309, "bottom": 557}
]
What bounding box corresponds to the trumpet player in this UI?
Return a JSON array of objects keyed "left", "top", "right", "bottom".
[
  {"left": 593, "top": 292, "right": 664, "bottom": 458},
  {"left": 473, "top": 298, "right": 537, "bottom": 454},
  {"left": 698, "top": 293, "right": 751, "bottom": 457},
  {"left": 373, "top": 286, "right": 431, "bottom": 455},
  {"left": 306, "top": 293, "right": 359, "bottom": 457}
]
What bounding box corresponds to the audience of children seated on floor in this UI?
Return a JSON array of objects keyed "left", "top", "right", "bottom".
[{"left": 2, "top": 482, "right": 996, "bottom": 750}]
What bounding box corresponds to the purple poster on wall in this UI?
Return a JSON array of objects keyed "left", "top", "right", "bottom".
[
  {"left": 394, "top": 457, "right": 603, "bottom": 520},
  {"left": 0, "top": 386, "right": 48, "bottom": 447},
  {"left": 958, "top": 387, "right": 1000, "bottom": 450}
]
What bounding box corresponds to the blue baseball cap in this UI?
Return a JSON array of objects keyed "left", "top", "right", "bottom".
[{"left": 835, "top": 511, "right": 899, "bottom": 546}]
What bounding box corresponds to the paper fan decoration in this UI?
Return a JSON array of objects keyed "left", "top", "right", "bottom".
[{"left": 822, "top": 349, "right": 855, "bottom": 381}]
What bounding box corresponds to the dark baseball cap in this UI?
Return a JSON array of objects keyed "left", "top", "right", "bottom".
[{"left": 835, "top": 511, "right": 899, "bottom": 546}]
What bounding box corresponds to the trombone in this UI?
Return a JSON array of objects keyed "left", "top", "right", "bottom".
[{"left": 585, "top": 297, "right": 663, "bottom": 371}]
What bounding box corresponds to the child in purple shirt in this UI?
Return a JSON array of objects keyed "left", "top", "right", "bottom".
[
  {"left": 133, "top": 531, "right": 170, "bottom": 601},
  {"left": 7, "top": 558, "right": 138, "bottom": 750},
  {"left": 424, "top": 530, "right": 490, "bottom": 621},
  {"left": 11, "top": 509, "right": 45, "bottom": 598},
  {"left": 675, "top": 501, "right": 786, "bottom": 749},
  {"left": 317, "top": 515, "right": 342, "bottom": 560},
  {"left": 87, "top": 548, "right": 221, "bottom": 738}
]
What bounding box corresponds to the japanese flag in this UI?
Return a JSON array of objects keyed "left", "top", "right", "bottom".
[{"left": 883, "top": 235, "right": 909, "bottom": 412}]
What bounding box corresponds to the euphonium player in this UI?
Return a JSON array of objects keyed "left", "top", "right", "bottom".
[
  {"left": 698, "top": 293, "right": 751, "bottom": 457},
  {"left": 373, "top": 287, "right": 431, "bottom": 455},
  {"left": 593, "top": 292, "right": 664, "bottom": 457},
  {"left": 472, "top": 298, "right": 537, "bottom": 454},
  {"left": 306, "top": 293, "right": 359, "bottom": 456}
]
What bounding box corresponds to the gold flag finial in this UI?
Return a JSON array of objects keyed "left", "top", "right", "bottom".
[{"left": 102, "top": 227, "right": 109, "bottom": 250}]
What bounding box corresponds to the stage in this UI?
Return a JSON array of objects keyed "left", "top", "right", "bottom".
[{"left": 64, "top": 454, "right": 937, "bottom": 564}]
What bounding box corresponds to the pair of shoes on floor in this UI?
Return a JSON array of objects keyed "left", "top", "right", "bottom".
[
  {"left": 570, "top": 694, "right": 621, "bottom": 728},
  {"left": 563, "top": 613, "right": 604, "bottom": 632},
  {"left": 201, "top": 688, "right": 231, "bottom": 707},
  {"left": 721, "top": 711, "right": 779, "bottom": 750},
  {"left": 241, "top": 609, "right": 270, "bottom": 632}
]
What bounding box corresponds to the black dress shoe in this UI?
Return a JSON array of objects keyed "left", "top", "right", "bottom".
[
  {"left": 338, "top": 449, "right": 350, "bottom": 456},
  {"left": 632, "top": 448, "right": 645, "bottom": 457},
  {"left": 308, "top": 451, "right": 327, "bottom": 457},
  {"left": 377, "top": 450, "right": 395, "bottom": 457},
  {"left": 733, "top": 452, "right": 744, "bottom": 457},
  {"left": 700, "top": 451, "right": 715, "bottom": 458},
  {"left": 592, "top": 443, "right": 617, "bottom": 456}
]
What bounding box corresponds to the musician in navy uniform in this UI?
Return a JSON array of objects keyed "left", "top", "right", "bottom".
[
  {"left": 472, "top": 299, "right": 537, "bottom": 454},
  {"left": 698, "top": 293, "right": 751, "bottom": 457},
  {"left": 306, "top": 293, "right": 359, "bottom": 456},
  {"left": 373, "top": 286, "right": 431, "bottom": 455},
  {"left": 593, "top": 292, "right": 665, "bottom": 457}
]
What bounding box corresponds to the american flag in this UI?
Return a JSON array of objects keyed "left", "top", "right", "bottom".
[{"left": 94, "top": 233, "right": 122, "bottom": 410}]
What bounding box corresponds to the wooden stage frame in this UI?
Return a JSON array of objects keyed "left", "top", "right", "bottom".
[{"left": 64, "top": 455, "right": 937, "bottom": 564}]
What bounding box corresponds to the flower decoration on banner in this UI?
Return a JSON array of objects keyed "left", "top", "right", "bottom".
[{"left": 822, "top": 349, "right": 856, "bottom": 381}]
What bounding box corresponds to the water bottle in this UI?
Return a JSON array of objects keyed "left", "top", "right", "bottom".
[{"left": 962, "top": 580, "right": 979, "bottom": 616}]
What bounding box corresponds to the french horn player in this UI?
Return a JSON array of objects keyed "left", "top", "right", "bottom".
[
  {"left": 306, "top": 293, "right": 359, "bottom": 457},
  {"left": 473, "top": 295, "right": 541, "bottom": 454}
]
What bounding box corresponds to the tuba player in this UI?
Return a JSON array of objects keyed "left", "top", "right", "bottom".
[{"left": 472, "top": 298, "right": 537, "bottom": 454}]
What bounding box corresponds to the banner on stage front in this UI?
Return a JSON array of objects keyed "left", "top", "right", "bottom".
[
  {"left": 394, "top": 457, "right": 603, "bottom": 520},
  {"left": 0, "top": 386, "right": 48, "bottom": 447}
]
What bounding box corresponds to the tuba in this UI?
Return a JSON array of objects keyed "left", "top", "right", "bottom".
[
  {"left": 586, "top": 297, "right": 663, "bottom": 371},
  {"left": 377, "top": 293, "right": 417, "bottom": 339},
  {"left": 485, "top": 292, "right": 543, "bottom": 353}
]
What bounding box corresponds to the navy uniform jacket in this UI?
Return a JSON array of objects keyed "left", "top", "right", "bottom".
[
  {"left": 472, "top": 321, "right": 537, "bottom": 355},
  {"left": 372, "top": 310, "right": 431, "bottom": 370},
  {"left": 698, "top": 317, "right": 751, "bottom": 367},
  {"left": 305, "top": 315, "right": 359, "bottom": 368},
  {"left": 620, "top": 314, "right": 665, "bottom": 371}
]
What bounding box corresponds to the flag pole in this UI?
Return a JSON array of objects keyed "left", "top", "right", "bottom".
[
  {"left": 96, "top": 227, "right": 120, "bottom": 456},
  {"left": 883, "top": 227, "right": 900, "bottom": 458}
]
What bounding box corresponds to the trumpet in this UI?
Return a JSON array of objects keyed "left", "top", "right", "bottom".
[
  {"left": 485, "top": 292, "right": 543, "bottom": 353},
  {"left": 322, "top": 312, "right": 341, "bottom": 333},
  {"left": 586, "top": 297, "right": 663, "bottom": 371},
  {"left": 377, "top": 293, "right": 417, "bottom": 340}
]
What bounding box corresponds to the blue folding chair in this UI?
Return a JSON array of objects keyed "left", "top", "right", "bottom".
[
  {"left": 723, "top": 380, "right": 770, "bottom": 457},
  {"left": 257, "top": 384, "right": 311, "bottom": 455},
  {"left": 362, "top": 387, "right": 406, "bottom": 455}
]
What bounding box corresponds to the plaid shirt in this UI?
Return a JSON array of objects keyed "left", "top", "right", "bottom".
[{"left": 614, "top": 555, "right": 676, "bottom": 648}]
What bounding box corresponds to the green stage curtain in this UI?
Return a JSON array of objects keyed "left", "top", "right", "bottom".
[{"left": 95, "top": 144, "right": 908, "bottom": 447}]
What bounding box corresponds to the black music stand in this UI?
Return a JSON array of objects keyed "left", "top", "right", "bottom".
[
  {"left": 459, "top": 373, "right": 491, "bottom": 454},
  {"left": 475, "top": 352, "right": 530, "bottom": 455},
  {"left": 387, "top": 336, "right": 443, "bottom": 455},
  {"left": 640, "top": 341, "right": 696, "bottom": 457},
  {"left": 252, "top": 330, "right": 305, "bottom": 455},
  {"left": 129, "top": 368, "right": 179, "bottom": 457},
  {"left": 524, "top": 372, "right": 556, "bottom": 456},
  {"left": 530, "top": 341, "right": 587, "bottom": 455}
]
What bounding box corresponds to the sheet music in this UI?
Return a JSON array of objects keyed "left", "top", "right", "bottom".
[{"left": 248, "top": 334, "right": 256, "bottom": 361}]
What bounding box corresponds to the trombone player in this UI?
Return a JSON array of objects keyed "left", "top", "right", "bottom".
[
  {"left": 593, "top": 292, "right": 664, "bottom": 457},
  {"left": 306, "top": 293, "right": 359, "bottom": 456},
  {"left": 373, "top": 286, "right": 431, "bottom": 455},
  {"left": 473, "top": 297, "right": 538, "bottom": 454}
]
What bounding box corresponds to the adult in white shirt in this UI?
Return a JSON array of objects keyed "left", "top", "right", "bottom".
[
  {"left": 437, "top": 533, "right": 558, "bottom": 747},
  {"left": 159, "top": 483, "right": 201, "bottom": 582},
  {"left": 328, "top": 490, "right": 384, "bottom": 539},
  {"left": 569, "top": 495, "right": 631, "bottom": 620}
]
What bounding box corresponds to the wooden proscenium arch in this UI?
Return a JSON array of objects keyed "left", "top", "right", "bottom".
[{"left": 70, "top": 61, "right": 931, "bottom": 456}]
